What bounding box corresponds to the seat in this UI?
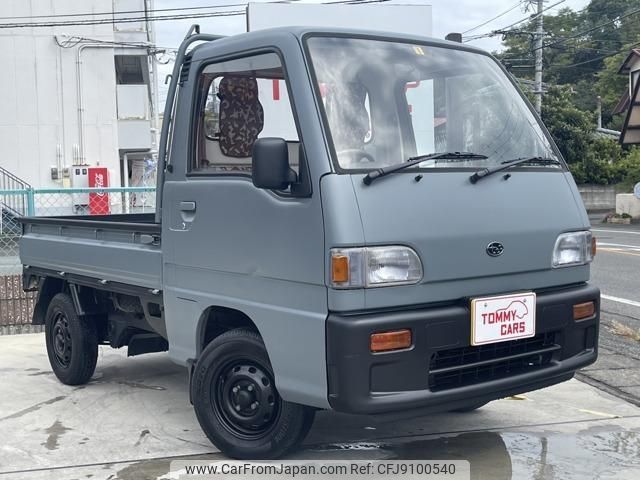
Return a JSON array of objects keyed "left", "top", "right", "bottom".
[{"left": 217, "top": 76, "right": 265, "bottom": 158}]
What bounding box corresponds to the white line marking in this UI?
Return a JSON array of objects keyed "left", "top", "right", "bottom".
[
  {"left": 597, "top": 242, "right": 640, "bottom": 250},
  {"left": 577, "top": 408, "right": 620, "bottom": 419},
  {"left": 592, "top": 228, "right": 640, "bottom": 235},
  {"left": 601, "top": 294, "right": 640, "bottom": 308}
]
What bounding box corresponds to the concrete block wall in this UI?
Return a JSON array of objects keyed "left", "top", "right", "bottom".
[
  {"left": 616, "top": 194, "right": 640, "bottom": 218},
  {"left": 578, "top": 185, "right": 617, "bottom": 211}
]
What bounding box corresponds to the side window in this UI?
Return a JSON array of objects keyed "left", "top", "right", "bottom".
[{"left": 193, "top": 52, "right": 300, "bottom": 175}]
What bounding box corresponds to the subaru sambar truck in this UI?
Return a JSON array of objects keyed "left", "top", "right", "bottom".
[{"left": 19, "top": 26, "right": 600, "bottom": 459}]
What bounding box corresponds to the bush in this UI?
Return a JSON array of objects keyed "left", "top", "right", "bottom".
[
  {"left": 568, "top": 143, "right": 640, "bottom": 187},
  {"left": 612, "top": 148, "right": 640, "bottom": 191}
]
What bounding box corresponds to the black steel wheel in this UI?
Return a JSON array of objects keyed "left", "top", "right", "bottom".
[
  {"left": 45, "top": 293, "right": 98, "bottom": 385},
  {"left": 51, "top": 311, "right": 73, "bottom": 369},
  {"left": 192, "top": 328, "right": 315, "bottom": 459},
  {"left": 213, "top": 361, "right": 280, "bottom": 439}
]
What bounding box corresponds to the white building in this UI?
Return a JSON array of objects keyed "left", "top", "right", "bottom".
[{"left": 0, "top": 0, "right": 159, "bottom": 189}]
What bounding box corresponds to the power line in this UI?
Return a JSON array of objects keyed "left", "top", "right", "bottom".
[
  {"left": 547, "top": 40, "right": 640, "bottom": 69},
  {"left": 0, "top": 10, "right": 246, "bottom": 29},
  {"left": 531, "top": 6, "right": 640, "bottom": 52},
  {"left": 463, "top": 0, "right": 566, "bottom": 42},
  {"left": 0, "top": 0, "right": 390, "bottom": 29},
  {"left": 462, "top": 0, "right": 523, "bottom": 35},
  {"left": 0, "top": 3, "right": 249, "bottom": 21}
]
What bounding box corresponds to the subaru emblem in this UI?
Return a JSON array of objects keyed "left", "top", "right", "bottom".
[{"left": 486, "top": 242, "right": 504, "bottom": 257}]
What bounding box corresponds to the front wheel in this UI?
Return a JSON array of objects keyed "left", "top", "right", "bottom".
[
  {"left": 45, "top": 292, "right": 98, "bottom": 385},
  {"left": 192, "top": 328, "right": 315, "bottom": 459}
]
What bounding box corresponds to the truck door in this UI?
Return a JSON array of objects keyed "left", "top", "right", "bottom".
[{"left": 161, "top": 50, "right": 329, "bottom": 407}]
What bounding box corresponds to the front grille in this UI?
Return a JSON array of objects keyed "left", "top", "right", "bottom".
[{"left": 428, "top": 332, "right": 560, "bottom": 392}]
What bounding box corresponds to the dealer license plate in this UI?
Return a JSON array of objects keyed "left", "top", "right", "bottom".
[{"left": 470, "top": 292, "right": 536, "bottom": 346}]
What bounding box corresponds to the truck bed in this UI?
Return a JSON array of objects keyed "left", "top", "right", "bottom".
[{"left": 19, "top": 214, "right": 162, "bottom": 290}]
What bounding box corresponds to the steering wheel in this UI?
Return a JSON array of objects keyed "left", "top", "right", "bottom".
[{"left": 337, "top": 149, "right": 375, "bottom": 164}]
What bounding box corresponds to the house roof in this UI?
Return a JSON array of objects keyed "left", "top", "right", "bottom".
[{"left": 618, "top": 48, "right": 640, "bottom": 74}]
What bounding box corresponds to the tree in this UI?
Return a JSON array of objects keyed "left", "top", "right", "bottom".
[
  {"left": 540, "top": 86, "right": 595, "bottom": 163},
  {"left": 540, "top": 85, "right": 629, "bottom": 184}
]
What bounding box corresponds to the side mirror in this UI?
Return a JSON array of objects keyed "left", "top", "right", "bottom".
[{"left": 252, "top": 138, "right": 297, "bottom": 190}]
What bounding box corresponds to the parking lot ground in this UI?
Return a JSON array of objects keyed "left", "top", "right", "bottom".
[{"left": 2, "top": 334, "right": 640, "bottom": 480}]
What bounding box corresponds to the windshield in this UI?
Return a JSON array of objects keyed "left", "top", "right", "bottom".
[{"left": 306, "top": 36, "right": 561, "bottom": 171}]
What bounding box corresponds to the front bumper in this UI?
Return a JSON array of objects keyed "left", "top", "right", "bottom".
[{"left": 326, "top": 283, "right": 599, "bottom": 415}]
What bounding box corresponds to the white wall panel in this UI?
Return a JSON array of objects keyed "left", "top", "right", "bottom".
[
  {"left": 0, "top": 36, "right": 17, "bottom": 126},
  {"left": 0, "top": 0, "right": 133, "bottom": 187}
]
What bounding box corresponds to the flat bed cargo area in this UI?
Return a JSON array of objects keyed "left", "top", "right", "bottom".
[{"left": 19, "top": 214, "right": 162, "bottom": 290}]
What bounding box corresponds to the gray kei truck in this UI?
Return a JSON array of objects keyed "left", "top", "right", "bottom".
[{"left": 19, "top": 26, "right": 600, "bottom": 459}]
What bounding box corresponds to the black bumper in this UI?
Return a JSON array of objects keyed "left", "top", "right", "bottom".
[{"left": 326, "top": 283, "right": 599, "bottom": 415}]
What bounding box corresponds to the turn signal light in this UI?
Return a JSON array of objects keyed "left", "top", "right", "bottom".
[
  {"left": 573, "top": 301, "right": 595, "bottom": 321},
  {"left": 370, "top": 329, "right": 412, "bottom": 352},
  {"left": 591, "top": 236, "right": 597, "bottom": 257},
  {"left": 331, "top": 254, "right": 349, "bottom": 283}
]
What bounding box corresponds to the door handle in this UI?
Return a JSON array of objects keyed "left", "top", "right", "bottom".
[{"left": 180, "top": 201, "right": 196, "bottom": 212}]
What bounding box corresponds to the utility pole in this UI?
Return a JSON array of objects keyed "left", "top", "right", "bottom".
[{"left": 534, "top": 0, "right": 544, "bottom": 114}]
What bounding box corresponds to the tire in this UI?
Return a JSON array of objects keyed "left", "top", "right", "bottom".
[
  {"left": 192, "top": 328, "right": 316, "bottom": 459},
  {"left": 45, "top": 292, "right": 98, "bottom": 385},
  {"left": 450, "top": 401, "right": 489, "bottom": 413}
]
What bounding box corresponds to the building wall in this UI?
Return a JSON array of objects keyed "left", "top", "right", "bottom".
[{"left": 0, "top": 0, "right": 152, "bottom": 188}]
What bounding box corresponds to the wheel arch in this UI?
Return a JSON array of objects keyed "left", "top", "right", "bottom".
[
  {"left": 32, "top": 277, "right": 107, "bottom": 325},
  {"left": 195, "top": 305, "right": 260, "bottom": 357},
  {"left": 32, "top": 277, "right": 66, "bottom": 325}
]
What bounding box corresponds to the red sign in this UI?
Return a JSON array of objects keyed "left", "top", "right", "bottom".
[{"left": 88, "top": 166, "right": 110, "bottom": 215}]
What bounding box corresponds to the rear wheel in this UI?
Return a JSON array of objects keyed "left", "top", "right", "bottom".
[
  {"left": 192, "top": 328, "right": 315, "bottom": 459},
  {"left": 45, "top": 293, "right": 98, "bottom": 385}
]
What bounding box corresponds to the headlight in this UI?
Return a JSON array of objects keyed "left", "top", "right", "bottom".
[
  {"left": 552, "top": 231, "right": 593, "bottom": 267},
  {"left": 330, "top": 246, "right": 422, "bottom": 288}
]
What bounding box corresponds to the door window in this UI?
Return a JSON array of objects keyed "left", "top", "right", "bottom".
[{"left": 193, "top": 53, "right": 300, "bottom": 175}]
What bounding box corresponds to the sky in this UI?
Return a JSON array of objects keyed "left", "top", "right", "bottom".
[
  {"left": 153, "top": 0, "right": 591, "bottom": 51},
  {"left": 152, "top": 0, "right": 590, "bottom": 98}
]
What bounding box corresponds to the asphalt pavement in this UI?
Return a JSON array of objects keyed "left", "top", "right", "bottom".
[{"left": 578, "top": 225, "right": 640, "bottom": 405}]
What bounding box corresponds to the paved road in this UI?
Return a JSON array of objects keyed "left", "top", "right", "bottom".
[
  {"left": 592, "top": 226, "right": 640, "bottom": 312},
  {"left": 578, "top": 226, "right": 640, "bottom": 404}
]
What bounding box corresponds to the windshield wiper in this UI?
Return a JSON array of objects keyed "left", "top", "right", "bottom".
[
  {"left": 363, "top": 152, "right": 488, "bottom": 185},
  {"left": 469, "top": 156, "right": 562, "bottom": 184}
]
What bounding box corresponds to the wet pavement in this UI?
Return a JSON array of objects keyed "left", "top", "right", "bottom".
[{"left": 1, "top": 334, "right": 640, "bottom": 479}]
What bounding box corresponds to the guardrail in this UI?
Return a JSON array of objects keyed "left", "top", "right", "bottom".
[{"left": 0, "top": 187, "right": 156, "bottom": 331}]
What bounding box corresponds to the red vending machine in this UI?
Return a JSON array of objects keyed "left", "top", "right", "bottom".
[{"left": 88, "top": 166, "right": 110, "bottom": 215}]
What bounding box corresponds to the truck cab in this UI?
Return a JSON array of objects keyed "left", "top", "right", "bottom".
[{"left": 20, "top": 26, "right": 599, "bottom": 459}]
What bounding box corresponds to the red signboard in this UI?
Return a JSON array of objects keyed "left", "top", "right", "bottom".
[{"left": 88, "top": 166, "right": 110, "bottom": 215}]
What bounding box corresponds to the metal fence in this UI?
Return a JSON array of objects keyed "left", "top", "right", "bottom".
[{"left": 0, "top": 187, "right": 156, "bottom": 331}]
